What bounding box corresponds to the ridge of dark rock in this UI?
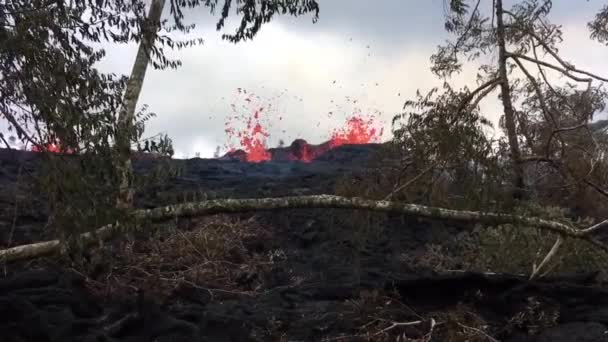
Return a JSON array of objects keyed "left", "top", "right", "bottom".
[{"left": 0, "top": 146, "right": 607, "bottom": 341}]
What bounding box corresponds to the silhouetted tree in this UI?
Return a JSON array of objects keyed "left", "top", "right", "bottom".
[
  {"left": 589, "top": 4, "right": 608, "bottom": 44},
  {"left": 427, "top": 0, "right": 607, "bottom": 200},
  {"left": 113, "top": 0, "right": 320, "bottom": 210},
  {"left": 1, "top": 0, "right": 320, "bottom": 247}
]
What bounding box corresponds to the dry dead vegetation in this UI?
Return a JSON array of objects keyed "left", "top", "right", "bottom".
[
  {"left": 78, "top": 215, "right": 284, "bottom": 302},
  {"left": 57, "top": 209, "right": 575, "bottom": 341},
  {"left": 399, "top": 205, "right": 608, "bottom": 278}
]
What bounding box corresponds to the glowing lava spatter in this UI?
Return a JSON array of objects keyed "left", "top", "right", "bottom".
[
  {"left": 30, "top": 138, "right": 74, "bottom": 154},
  {"left": 222, "top": 88, "right": 385, "bottom": 163},
  {"left": 239, "top": 110, "right": 271, "bottom": 162},
  {"left": 223, "top": 88, "right": 285, "bottom": 162},
  {"left": 329, "top": 115, "right": 384, "bottom": 148}
]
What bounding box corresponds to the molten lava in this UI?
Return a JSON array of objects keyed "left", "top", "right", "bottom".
[
  {"left": 238, "top": 111, "right": 272, "bottom": 162},
  {"left": 24, "top": 88, "right": 385, "bottom": 162},
  {"left": 329, "top": 116, "right": 384, "bottom": 148},
  {"left": 30, "top": 139, "right": 73, "bottom": 154},
  {"left": 223, "top": 88, "right": 385, "bottom": 163},
  {"left": 224, "top": 89, "right": 280, "bottom": 162}
]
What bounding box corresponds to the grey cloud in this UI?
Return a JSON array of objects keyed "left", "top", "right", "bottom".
[{"left": 3, "top": 0, "right": 606, "bottom": 157}]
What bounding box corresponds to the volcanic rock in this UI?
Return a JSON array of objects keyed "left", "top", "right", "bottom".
[
  {"left": 2, "top": 146, "right": 608, "bottom": 341},
  {"left": 220, "top": 138, "right": 375, "bottom": 163}
]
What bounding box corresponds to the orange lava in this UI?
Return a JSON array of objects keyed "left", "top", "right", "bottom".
[
  {"left": 26, "top": 88, "right": 385, "bottom": 162},
  {"left": 223, "top": 88, "right": 385, "bottom": 163},
  {"left": 329, "top": 116, "right": 384, "bottom": 148},
  {"left": 224, "top": 89, "right": 278, "bottom": 162},
  {"left": 240, "top": 113, "right": 271, "bottom": 162},
  {"left": 31, "top": 139, "right": 73, "bottom": 154}
]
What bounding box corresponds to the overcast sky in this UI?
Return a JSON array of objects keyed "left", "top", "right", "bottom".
[{"left": 4, "top": 1, "right": 608, "bottom": 158}]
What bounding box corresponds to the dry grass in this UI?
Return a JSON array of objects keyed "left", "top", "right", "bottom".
[
  {"left": 325, "top": 293, "right": 503, "bottom": 342},
  {"left": 430, "top": 304, "right": 498, "bottom": 342},
  {"left": 79, "top": 214, "right": 283, "bottom": 302}
]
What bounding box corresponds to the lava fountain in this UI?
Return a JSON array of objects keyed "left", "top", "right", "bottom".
[{"left": 222, "top": 89, "right": 385, "bottom": 163}]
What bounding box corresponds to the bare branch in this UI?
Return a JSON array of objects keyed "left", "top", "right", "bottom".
[
  {"left": 503, "top": 11, "right": 608, "bottom": 83},
  {"left": 583, "top": 179, "right": 608, "bottom": 199},
  {"left": 511, "top": 56, "right": 589, "bottom": 159},
  {"left": 454, "top": 77, "right": 500, "bottom": 122},
  {"left": 533, "top": 44, "right": 560, "bottom": 97},
  {"left": 521, "top": 156, "right": 608, "bottom": 199},
  {"left": 582, "top": 219, "right": 608, "bottom": 234},
  {"left": 508, "top": 53, "right": 593, "bottom": 83},
  {"left": 452, "top": 0, "right": 483, "bottom": 53},
  {"left": 0, "top": 112, "right": 42, "bottom": 150},
  {"left": 0, "top": 133, "right": 12, "bottom": 149},
  {"left": 469, "top": 81, "right": 499, "bottom": 112},
  {"left": 512, "top": 57, "right": 556, "bottom": 124}
]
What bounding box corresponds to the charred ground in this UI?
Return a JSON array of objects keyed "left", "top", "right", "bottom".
[{"left": 1, "top": 145, "right": 608, "bottom": 342}]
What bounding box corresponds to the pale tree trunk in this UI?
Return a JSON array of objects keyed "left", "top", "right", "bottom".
[
  {"left": 115, "top": 0, "right": 166, "bottom": 211},
  {"left": 495, "top": 0, "right": 526, "bottom": 199},
  {"left": 1, "top": 194, "right": 607, "bottom": 262}
]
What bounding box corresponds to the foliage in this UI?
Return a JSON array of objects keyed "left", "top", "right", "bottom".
[
  {"left": 435, "top": 0, "right": 557, "bottom": 79},
  {"left": 589, "top": 5, "right": 608, "bottom": 44},
  {"left": 31, "top": 108, "right": 169, "bottom": 258},
  {"left": 1, "top": 0, "right": 320, "bottom": 253},
  {"left": 406, "top": 204, "right": 608, "bottom": 277},
  {"left": 34, "top": 153, "right": 121, "bottom": 258},
  {"left": 1, "top": 3, "right": 125, "bottom": 153},
  {"left": 391, "top": 83, "right": 507, "bottom": 210},
  {"left": 1, "top": 0, "right": 320, "bottom": 148},
  {"left": 390, "top": 0, "right": 608, "bottom": 214}
]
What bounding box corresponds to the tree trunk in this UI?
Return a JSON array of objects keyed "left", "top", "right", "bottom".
[
  {"left": 495, "top": 0, "right": 526, "bottom": 200},
  {"left": 115, "top": 0, "right": 166, "bottom": 211},
  {"left": 1, "top": 194, "right": 606, "bottom": 262}
]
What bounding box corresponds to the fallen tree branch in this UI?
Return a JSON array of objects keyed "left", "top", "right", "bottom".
[
  {"left": 530, "top": 236, "right": 563, "bottom": 280},
  {"left": 582, "top": 219, "right": 608, "bottom": 234},
  {"left": 1, "top": 194, "right": 607, "bottom": 262}
]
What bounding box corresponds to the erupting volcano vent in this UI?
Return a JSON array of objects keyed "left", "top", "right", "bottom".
[
  {"left": 31, "top": 143, "right": 61, "bottom": 153},
  {"left": 222, "top": 88, "right": 385, "bottom": 163},
  {"left": 22, "top": 88, "right": 386, "bottom": 162},
  {"left": 329, "top": 115, "right": 384, "bottom": 148},
  {"left": 30, "top": 139, "right": 73, "bottom": 154},
  {"left": 223, "top": 88, "right": 279, "bottom": 163}
]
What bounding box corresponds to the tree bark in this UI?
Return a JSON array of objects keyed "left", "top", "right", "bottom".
[
  {"left": 115, "top": 0, "right": 166, "bottom": 212},
  {"left": 1, "top": 194, "right": 606, "bottom": 262},
  {"left": 495, "top": 0, "right": 526, "bottom": 200}
]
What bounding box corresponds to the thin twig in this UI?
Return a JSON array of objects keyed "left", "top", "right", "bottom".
[
  {"left": 384, "top": 162, "right": 439, "bottom": 201},
  {"left": 457, "top": 322, "right": 500, "bottom": 342}
]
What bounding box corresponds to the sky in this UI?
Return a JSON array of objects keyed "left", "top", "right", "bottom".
[{"left": 4, "top": 1, "right": 608, "bottom": 158}]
